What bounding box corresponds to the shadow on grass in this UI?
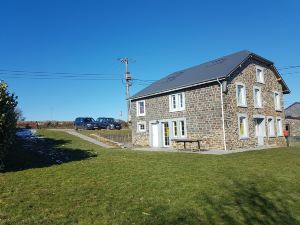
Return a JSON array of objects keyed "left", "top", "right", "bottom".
[
  {"left": 143, "top": 180, "right": 299, "bottom": 225},
  {"left": 2, "top": 136, "right": 97, "bottom": 172}
]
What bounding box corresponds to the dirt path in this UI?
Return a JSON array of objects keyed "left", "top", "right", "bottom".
[{"left": 50, "top": 129, "right": 114, "bottom": 148}]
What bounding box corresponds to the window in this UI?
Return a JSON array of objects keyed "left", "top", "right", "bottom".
[
  {"left": 274, "top": 92, "right": 281, "bottom": 111},
  {"left": 136, "top": 100, "right": 146, "bottom": 116},
  {"left": 180, "top": 120, "right": 186, "bottom": 137},
  {"left": 137, "top": 121, "right": 146, "bottom": 132},
  {"left": 253, "top": 86, "right": 262, "bottom": 108},
  {"left": 267, "top": 117, "right": 275, "bottom": 137},
  {"left": 169, "top": 92, "right": 185, "bottom": 112},
  {"left": 238, "top": 114, "right": 248, "bottom": 139},
  {"left": 256, "top": 66, "right": 264, "bottom": 83},
  {"left": 277, "top": 117, "right": 283, "bottom": 136},
  {"left": 236, "top": 83, "right": 247, "bottom": 107},
  {"left": 172, "top": 121, "right": 178, "bottom": 138}
]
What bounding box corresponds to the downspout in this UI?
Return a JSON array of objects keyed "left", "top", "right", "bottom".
[{"left": 217, "top": 79, "right": 227, "bottom": 151}]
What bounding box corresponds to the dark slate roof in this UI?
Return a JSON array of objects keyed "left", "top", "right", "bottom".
[
  {"left": 285, "top": 102, "right": 300, "bottom": 118},
  {"left": 131, "top": 50, "right": 289, "bottom": 100}
]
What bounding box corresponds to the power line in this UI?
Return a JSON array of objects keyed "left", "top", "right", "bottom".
[
  {"left": 0, "top": 68, "right": 122, "bottom": 76},
  {"left": 278, "top": 66, "right": 300, "bottom": 70}
]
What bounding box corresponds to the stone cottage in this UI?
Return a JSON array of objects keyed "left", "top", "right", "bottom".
[
  {"left": 130, "top": 50, "right": 290, "bottom": 150},
  {"left": 285, "top": 102, "right": 300, "bottom": 136}
]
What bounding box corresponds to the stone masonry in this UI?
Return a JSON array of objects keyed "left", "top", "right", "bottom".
[{"left": 286, "top": 118, "right": 300, "bottom": 136}]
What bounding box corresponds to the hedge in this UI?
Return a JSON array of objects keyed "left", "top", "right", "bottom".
[{"left": 0, "top": 81, "right": 18, "bottom": 168}]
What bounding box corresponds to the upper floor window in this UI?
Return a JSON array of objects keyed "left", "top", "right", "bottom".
[
  {"left": 238, "top": 113, "right": 248, "bottom": 139},
  {"left": 169, "top": 92, "right": 185, "bottom": 112},
  {"left": 236, "top": 83, "right": 247, "bottom": 107},
  {"left": 274, "top": 92, "right": 281, "bottom": 111},
  {"left": 276, "top": 117, "right": 283, "bottom": 136},
  {"left": 256, "top": 66, "right": 265, "bottom": 83},
  {"left": 253, "top": 86, "right": 262, "bottom": 108},
  {"left": 136, "top": 100, "right": 146, "bottom": 116},
  {"left": 267, "top": 117, "right": 275, "bottom": 137}
]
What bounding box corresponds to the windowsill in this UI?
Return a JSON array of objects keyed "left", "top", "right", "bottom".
[
  {"left": 170, "top": 109, "right": 185, "bottom": 113},
  {"left": 137, "top": 131, "right": 146, "bottom": 133},
  {"left": 277, "top": 135, "right": 283, "bottom": 137},
  {"left": 237, "top": 105, "right": 247, "bottom": 108},
  {"left": 256, "top": 81, "right": 265, "bottom": 85},
  {"left": 268, "top": 135, "right": 276, "bottom": 138},
  {"left": 137, "top": 114, "right": 146, "bottom": 117},
  {"left": 275, "top": 109, "right": 282, "bottom": 112},
  {"left": 254, "top": 106, "right": 263, "bottom": 109},
  {"left": 240, "top": 137, "right": 249, "bottom": 140}
]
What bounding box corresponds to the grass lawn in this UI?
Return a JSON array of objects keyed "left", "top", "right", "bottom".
[
  {"left": 79, "top": 129, "right": 131, "bottom": 136},
  {"left": 1, "top": 130, "right": 300, "bottom": 225}
]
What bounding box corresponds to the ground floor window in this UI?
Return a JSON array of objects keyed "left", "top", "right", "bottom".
[
  {"left": 180, "top": 120, "right": 186, "bottom": 137},
  {"left": 238, "top": 113, "right": 248, "bottom": 139},
  {"left": 276, "top": 117, "right": 283, "bottom": 136},
  {"left": 267, "top": 117, "right": 275, "bottom": 137},
  {"left": 137, "top": 121, "right": 146, "bottom": 132},
  {"left": 172, "top": 121, "right": 178, "bottom": 137},
  {"left": 162, "top": 122, "right": 170, "bottom": 147}
]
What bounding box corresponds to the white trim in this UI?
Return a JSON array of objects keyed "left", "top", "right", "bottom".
[
  {"left": 253, "top": 86, "right": 263, "bottom": 108},
  {"left": 136, "top": 100, "right": 146, "bottom": 116},
  {"left": 137, "top": 121, "right": 146, "bottom": 133},
  {"left": 273, "top": 91, "right": 282, "bottom": 111},
  {"left": 276, "top": 117, "right": 283, "bottom": 137},
  {"left": 238, "top": 113, "right": 249, "bottom": 140},
  {"left": 236, "top": 82, "right": 247, "bottom": 107},
  {"left": 255, "top": 65, "right": 265, "bottom": 84},
  {"left": 169, "top": 92, "right": 185, "bottom": 112},
  {"left": 217, "top": 79, "right": 227, "bottom": 150},
  {"left": 267, "top": 116, "right": 276, "bottom": 137}
]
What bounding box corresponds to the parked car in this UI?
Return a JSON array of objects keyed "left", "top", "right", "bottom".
[
  {"left": 74, "top": 117, "right": 98, "bottom": 130},
  {"left": 96, "top": 117, "right": 122, "bottom": 130}
]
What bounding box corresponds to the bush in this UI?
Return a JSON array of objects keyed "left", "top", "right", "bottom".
[{"left": 0, "top": 82, "right": 18, "bottom": 168}]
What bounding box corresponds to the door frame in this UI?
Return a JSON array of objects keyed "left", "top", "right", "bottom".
[{"left": 253, "top": 115, "right": 265, "bottom": 146}]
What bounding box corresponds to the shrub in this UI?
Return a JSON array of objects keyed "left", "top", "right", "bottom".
[{"left": 0, "top": 81, "right": 18, "bottom": 168}]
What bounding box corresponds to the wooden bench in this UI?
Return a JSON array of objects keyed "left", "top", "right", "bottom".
[{"left": 172, "top": 139, "right": 202, "bottom": 152}]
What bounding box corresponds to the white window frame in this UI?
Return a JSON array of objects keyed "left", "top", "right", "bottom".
[
  {"left": 136, "top": 100, "right": 146, "bottom": 116},
  {"left": 253, "top": 86, "right": 262, "bottom": 108},
  {"left": 179, "top": 120, "right": 187, "bottom": 138},
  {"left": 236, "top": 82, "right": 247, "bottom": 107},
  {"left": 256, "top": 65, "right": 265, "bottom": 84},
  {"left": 267, "top": 116, "right": 275, "bottom": 137},
  {"left": 276, "top": 117, "right": 283, "bottom": 137},
  {"left": 172, "top": 121, "right": 178, "bottom": 138},
  {"left": 274, "top": 91, "right": 281, "bottom": 111},
  {"left": 238, "top": 113, "right": 249, "bottom": 140},
  {"left": 137, "top": 121, "right": 146, "bottom": 133},
  {"left": 169, "top": 92, "right": 185, "bottom": 112}
]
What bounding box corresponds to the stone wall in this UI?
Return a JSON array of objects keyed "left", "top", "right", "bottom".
[
  {"left": 223, "top": 59, "right": 286, "bottom": 149},
  {"left": 130, "top": 83, "right": 224, "bottom": 150},
  {"left": 286, "top": 118, "right": 300, "bottom": 136}
]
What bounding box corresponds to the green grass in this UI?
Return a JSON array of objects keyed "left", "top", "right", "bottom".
[
  {"left": 1, "top": 130, "right": 300, "bottom": 225},
  {"left": 79, "top": 129, "right": 131, "bottom": 136}
]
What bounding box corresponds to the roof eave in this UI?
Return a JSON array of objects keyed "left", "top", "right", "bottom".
[{"left": 130, "top": 76, "right": 226, "bottom": 101}]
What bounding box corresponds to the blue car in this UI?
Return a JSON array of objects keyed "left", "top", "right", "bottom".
[{"left": 74, "top": 117, "right": 98, "bottom": 130}]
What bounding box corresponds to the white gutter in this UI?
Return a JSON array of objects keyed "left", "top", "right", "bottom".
[{"left": 217, "top": 78, "right": 227, "bottom": 151}]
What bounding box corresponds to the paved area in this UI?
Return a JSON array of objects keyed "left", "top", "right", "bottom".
[
  {"left": 50, "top": 129, "right": 113, "bottom": 148},
  {"left": 133, "top": 146, "right": 278, "bottom": 155}
]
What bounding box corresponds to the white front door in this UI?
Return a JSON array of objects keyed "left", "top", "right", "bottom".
[
  {"left": 151, "top": 123, "right": 159, "bottom": 147},
  {"left": 255, "top": 118, "right": 265, "bottom": 146}
]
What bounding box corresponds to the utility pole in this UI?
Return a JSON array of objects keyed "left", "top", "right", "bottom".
[{"left": 118, "top": 57, "right": 133, "bottom": 122}]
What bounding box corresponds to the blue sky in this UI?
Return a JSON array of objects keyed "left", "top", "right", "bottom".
[{"left": 1, "top": 0, "right": 300, "bottom": 121}]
